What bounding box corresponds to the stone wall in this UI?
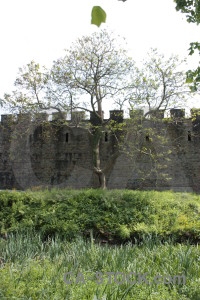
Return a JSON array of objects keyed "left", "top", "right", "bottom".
[{"left": 0, "top": 109, "right": 200, "bottom": 192}]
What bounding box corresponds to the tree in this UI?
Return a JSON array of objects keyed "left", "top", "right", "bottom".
[
  {"left": 91, "top": 1, "right": 200, "bottom": 91},
  {"left": 3, "top": 61, "right": 72, "bottom": 116},
  {"left": 113, "top": 49, "right": 192, "bottom": 189},
  {"left": 4, "top": 30, "right": 137, "bottom": 189},
  {"left": 3, "top": 35, "right": 193, "bottom": 190},
  {"left": 128, "top": 49, "right": 190, "bottom": 116},
  {"left": 174, "top": 0, "right": 200, "bottom": 90},
  {"left": 50, "top": 30, "right": 137, "bottom": 188},
  {"left": 174, "top": 0, "right": 200, "bottom": 24}
]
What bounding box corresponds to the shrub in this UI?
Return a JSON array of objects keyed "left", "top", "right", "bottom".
[{"left": 1, "top": 189, "right": 200, "bottom": 243}]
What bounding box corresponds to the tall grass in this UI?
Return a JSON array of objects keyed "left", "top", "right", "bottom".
[{"left": 1, "top": 231, "right": 200, "bottom": 299}]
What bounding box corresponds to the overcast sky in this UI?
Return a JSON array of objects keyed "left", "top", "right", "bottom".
[{"left": 0, "top": 0, "right": 200, "bottom": 114}]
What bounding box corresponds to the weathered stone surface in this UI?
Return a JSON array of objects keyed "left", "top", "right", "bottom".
[{"left": 0, "top": 110, "right": 200, "bottom": 192}]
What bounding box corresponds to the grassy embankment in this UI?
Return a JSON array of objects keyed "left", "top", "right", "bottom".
[{"left": 1, "top": 189, "right": 200, "bottom": 299}]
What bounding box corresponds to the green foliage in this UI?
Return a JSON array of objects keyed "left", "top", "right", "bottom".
[
  {"left": 185, "top": 42, "right": 200, "bottom": 90},
  {"left": 1, "top": 189, "right": 200, "bottom": 243},
  {"left": 91, "top": 6, "right": 106, "bottom": 27},
  {"left": 174, "top": 1, "right": 200, "bottom": 90},
  {"left": 118, "top": 224, "right": 131, "bottom": 239},
  {"left": 0, "top": 231, "right": 200, "bottom": 299},
  {"left": 174, "top": 0, "right": 200, "bottom": 24},
  {"left": 1, "top": 188, "right": 200, "bottom": 298}
]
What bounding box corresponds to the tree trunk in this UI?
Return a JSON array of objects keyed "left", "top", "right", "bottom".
[
  {"left": 92, "top": 128, "right": 106, "bottom": 189},
  {"left": 98, "top": 172, "right": 106, "bottom": 189}
]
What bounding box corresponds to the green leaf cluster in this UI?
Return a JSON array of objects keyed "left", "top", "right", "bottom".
[
  {"left": 174, "top": 1, "right": 200, "bottom": 89},
  {"left": 174, "top": 0, "right": 200, "bottom": 24}
]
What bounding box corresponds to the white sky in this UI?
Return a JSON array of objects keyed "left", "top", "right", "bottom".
[{"left": 0, "top": 0, "right": 200, "bottom": 115}]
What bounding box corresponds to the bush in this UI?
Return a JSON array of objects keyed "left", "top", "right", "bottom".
[{"left": 1, "top": 188, "right": 200, "bottom": 243}]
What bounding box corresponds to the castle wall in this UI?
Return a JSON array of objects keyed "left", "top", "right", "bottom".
[{"left": 0, "top": 109, "right": 200, "bottom": 192}]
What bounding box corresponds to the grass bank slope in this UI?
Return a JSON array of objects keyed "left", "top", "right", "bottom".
[{"left": 0, "top": 189, "right": 200, "bottom": 243}]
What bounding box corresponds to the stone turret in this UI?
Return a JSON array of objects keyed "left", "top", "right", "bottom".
[
  {"left": 1, "top": 114, "right": 15, "bottom": 125},
  {"left": 170, "top": 108, "right": 185, "bottom": 119},
  {"left": 191, "top": 108, "right": 200, "bottom": 131},
  {"left": 17, "top": 113, "right": 32, "bottom": 123},
  {"left": 191, "top": 108, "right": 200, "bottom": 120},
  {"left": 34, "top": 113, "right": 49, "bottom": 123},
  {"left": 90, "top": 111, "right": 104, "bottom": 125},
  {"left": 110, "top": 110, "right": 124, "bottom": 123}
]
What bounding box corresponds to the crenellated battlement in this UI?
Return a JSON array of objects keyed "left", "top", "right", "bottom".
[{"left": 1, "top": 108, "right": 200, "bottom": 125}]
